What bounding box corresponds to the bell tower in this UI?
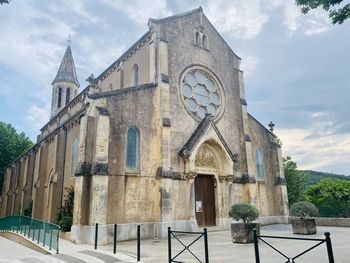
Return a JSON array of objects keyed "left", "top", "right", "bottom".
[{"left": 50, "top": 39, "right": 80, "bottom": 118}]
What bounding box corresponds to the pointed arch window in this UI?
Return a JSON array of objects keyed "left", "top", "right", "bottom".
[
  {"left": 256, "top": 147, "right": 265, "bottom": 180},
  {"left": 202, "top": 34, "right": 208, "bottom": 49},
  {"left": 126, "top": 126, "right": 140, "bottom": 172},
  {"left": 133, "top": 64, "right": 139, "bottom": 86},
  {"left": 195, "top": 31, "right": 200, "bottom": 45},
  {"left": 66, "top": 88, "right": 71, "bottom": 105},
  {"left": 71, "top": 137, "right": 79, "bottom": 176},
  {"left": 58, "top": 87, "right": 62, "bottom": 108}
]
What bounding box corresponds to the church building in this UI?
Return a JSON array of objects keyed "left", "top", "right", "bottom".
[{"left": 0, "top": 7, "right": 289, "bottom": 244}]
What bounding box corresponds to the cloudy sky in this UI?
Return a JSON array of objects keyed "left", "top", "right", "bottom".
[{"left": 0, "top": 0, "right": 349, "bottom": 175}]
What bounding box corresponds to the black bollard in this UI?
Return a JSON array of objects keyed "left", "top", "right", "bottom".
[
  {"left": 113, "top": 224, "right": 117, "bottom": 254},
  {"left": 137, "top": 225, "right": 140, "bottom": 262},
  {"left": 95, "top": 223, "right": 98, "bottom": 250}
]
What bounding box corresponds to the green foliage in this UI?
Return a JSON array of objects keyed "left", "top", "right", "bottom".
[
  {"left": 283, "top": 156, "right": 306, "bottom": 206},
  {"left": 0, "top": 122, "right": 33, "bottom": 194},
  {"left": 290, "top": 201, "right": 319, "bottom": 218},
  {"left": 23, "top": 201, "right": 32, "bottom": 217},
  {"left": 302, "top": 170, "right": 350, "bottom": 188},
  {"left": 305, "top": 179, "right": 350, "bottom": 217},
  {"left": 229, "top": 203, "right": 259, "bottom": 223},
  {"left": 56, "top": 187, "right": 74, "bottom": 232},
  {"left": 296, "top": 0, "right": 350, "bottom": 24}
]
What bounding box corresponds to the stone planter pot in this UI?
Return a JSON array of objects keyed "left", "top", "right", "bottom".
[
  {"left": 231, "top": 223, "right": 260, "bottom": 244},
  {"left": 291, "top": 218, "right": 317, "bottom": 235}
]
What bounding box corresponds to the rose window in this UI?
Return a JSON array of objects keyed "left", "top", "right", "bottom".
[{"left": 181, "top": 69, "right": 222, "bottom": 119}]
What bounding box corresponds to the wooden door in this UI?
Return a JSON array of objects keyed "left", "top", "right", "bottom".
[{"left": 194, "top": 175, "right": 216, "bottom": 226}]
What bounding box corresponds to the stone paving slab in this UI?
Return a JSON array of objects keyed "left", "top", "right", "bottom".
[
  {"left": 100, "top": 224, "right": 349, "bottom": 262},
  {"left": 79, "top": 250, "right": 121, "bottom": 262}
]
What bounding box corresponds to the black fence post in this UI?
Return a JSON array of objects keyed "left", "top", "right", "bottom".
[
  {"left": 204, "top": 228, "right": 209, "bottom": 263},
  {"left": 94, "top": 223, "right": 98, "bottom": 250},
  {"left": 253, "top": 229, "right": 260, "bottom": 263},
  {"left": 113, "top": 224, "right": 117, "bottom": 254},
  {"left": 325, "top": 232, "right": 335, "bottom": 263},
  {"left": 137, "top": 225, "right": 141, "bottom": 262},
  {"left": 168, "top": 227, "right": 172, "bottom": 263}
]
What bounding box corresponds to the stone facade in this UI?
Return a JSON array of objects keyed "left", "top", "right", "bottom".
[{"left": 0, "top": 7, "right": 289, "bottom": 244}]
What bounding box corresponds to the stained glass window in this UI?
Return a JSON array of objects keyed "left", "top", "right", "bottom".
[
  {"left": 126, "top": 126, "right": 140, "bottom": 171},
  {"left": 71, "top": 138, "right": 79, "bottom": 176},
  {"left": 180, "top": 69, "right": 222, "bottom": 120},
  {"left": 256, "top": 147, "right": 265, "bottom": 180}
]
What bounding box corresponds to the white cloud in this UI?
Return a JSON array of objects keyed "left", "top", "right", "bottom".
[
  {"left": 205, "top": 0, "right": 269, "bottom": 39},
  {"left": 103, "top": 0, "right": 172, "bottom": 25},
  {"left": 278, "top": 127, "right": 350, "bottom": 173},
  {"left": 26, "top": 104, "right": 50, "bottom": 130},
  {"left": 283, "top": 0, "right": 330, "bottom": 36},
  {"left": 240, "top": 55, "right": 258, "bottom": 76}
]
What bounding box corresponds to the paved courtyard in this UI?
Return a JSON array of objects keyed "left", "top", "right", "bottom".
[
  {"left": 101, "top": 224, "right": 349, "bottom": 262},
  {"left": 0, "top": 224, "right": 348, "bottom": 262}
]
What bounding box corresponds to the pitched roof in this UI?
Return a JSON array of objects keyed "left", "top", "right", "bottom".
[
  {"left": 148, "top": 7, "right": 202, "bottom": 24},
  {"left": 179, "top": 114, "right": 237, "bottom": 162},
  {"left": 52, "top": 45, "right": 80, "bottom": 87}
]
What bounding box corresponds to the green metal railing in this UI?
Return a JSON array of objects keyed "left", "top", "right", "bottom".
[{"left": 0, "top": 215, "right": 60, "bottom": 254}]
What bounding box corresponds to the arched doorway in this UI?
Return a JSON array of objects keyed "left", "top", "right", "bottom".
[{"left": 194, "top": 174, "right": 216, "bottom": 226}]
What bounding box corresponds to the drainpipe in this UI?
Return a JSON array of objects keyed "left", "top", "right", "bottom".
[
  {"left": 59, "top": 126, "right": 68, "bottom": 208},
  {"left": 28, "top": 148, "right": 36, "bottom": 218}
]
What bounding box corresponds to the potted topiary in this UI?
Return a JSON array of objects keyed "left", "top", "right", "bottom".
[
  {"left": 229, "top": 203, "right": 259, "bottom": 243},
  {"left": 290, "top": 201, "right": 319, "bottom": 235}
]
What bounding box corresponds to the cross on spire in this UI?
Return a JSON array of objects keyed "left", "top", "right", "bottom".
[
  {"left": 268, "top": 121, "right": 275, "bottom": 133},
  {"left": 67, "top": 34, "right": 72, "bottom": 46}
]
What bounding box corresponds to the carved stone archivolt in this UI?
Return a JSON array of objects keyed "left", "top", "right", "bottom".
[{"left": 195, "top": 145, "right": 218, "bottom": 169}]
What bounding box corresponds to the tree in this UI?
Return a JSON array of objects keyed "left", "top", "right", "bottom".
[
  {"left": 0, "top": 0, "right": 10, "bottom": 5},
  {"left": 283, "top": 156, "right": 306, "bottom": 206},
  {"left": 296, "top": 0, "right": 350, "bottom": 24},
  {"left": 305, "top": 179, "right": 350, "bottom": 217},
  {"left": 0, "top": 122, "right": 33, "bottom": 194}
]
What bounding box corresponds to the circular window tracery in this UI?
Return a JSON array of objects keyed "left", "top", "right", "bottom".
[{"left": 180, "top": 68, "right": 222, "bottom": 120}]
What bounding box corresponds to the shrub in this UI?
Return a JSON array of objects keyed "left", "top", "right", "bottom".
[
  {"left": 229, "top": 203, "right": 259, "bottom": 223},
  {"left": 23, "top": 201, "right": 32, "bottom": 217},
  {"left": 290, "top": 201, "right": 319, "bottom": 219},
  {"left": 56, "top": 187, "right": 74, "bottom": 232}
]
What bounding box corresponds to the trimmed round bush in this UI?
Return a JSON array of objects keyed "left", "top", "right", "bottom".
[
  {"left": 229, "top": 203, "right": 259, "bottom": 223},
  {"left": 290, "top": 201, "right": 319, "bottom": 218}
]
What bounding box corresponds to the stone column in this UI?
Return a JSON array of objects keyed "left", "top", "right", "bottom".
[
  {"left": 238, "top": 70, "right": 257, "bottom": 204},
  {"left": 73, "top": 113, "right": 91, "bottom": 226},
  {"left": 90, "top": 110, "right": 110, "bottom": 225},
  {"left": 19, "top": 157, "right": 29, "bottom": 215},
  {"left": 274, "top": 146, "right": 289, "bottom": 217}
]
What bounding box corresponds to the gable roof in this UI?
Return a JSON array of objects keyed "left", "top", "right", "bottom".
[
  {"left": 148, "top": 7, "right": 202, "bottom": 24},
  {"left": 52, "top": 45, "right": 80, "bottom": 87},
  {"left": 179, "top": 114, "right": 237, "bottom": 162}
]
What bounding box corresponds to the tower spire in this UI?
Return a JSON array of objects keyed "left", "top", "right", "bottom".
[
  {"left": 52, "top": 43, "right": 80, "bottom": 87},
  {"left": 50, "top": 41, "right": 80, "bottom": 118}
]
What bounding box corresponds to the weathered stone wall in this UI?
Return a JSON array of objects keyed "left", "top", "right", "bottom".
[
  {"left": 99, "top": 41, "right": 151, "bottom": 92},
  {"left": 248, "top": 114, "right": 287, "bottom": 216},
  {"left": 105, "top": 84, "right": 162, "bottom": 224},
  {"left": 159, "top": 12, "right": 245, "bottom": 176}
]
